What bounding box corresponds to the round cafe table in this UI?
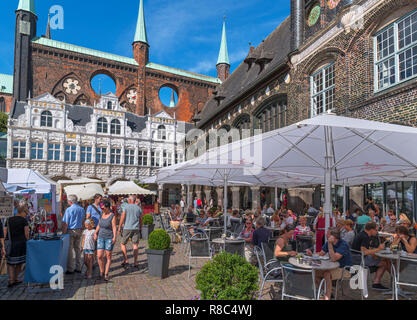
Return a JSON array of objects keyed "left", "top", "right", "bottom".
[{"left": 289, "top": 257, "right": 340, "bottom": 271}]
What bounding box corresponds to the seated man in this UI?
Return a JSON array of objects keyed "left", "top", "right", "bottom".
[
  {"left": 382, "top": 212, "right": 397, "bottom": 234},
  {"left": 251, "top": 217, "right": 271, "bottom": 249},
  {"left": 195, "top": 210, "right": 207, "bottom": 226},
  {"left": 306, "top": 228, "right": 352, "bottom": 300},
  {"left": 351, "top": 222, "right": 391, "bottom": 291}
]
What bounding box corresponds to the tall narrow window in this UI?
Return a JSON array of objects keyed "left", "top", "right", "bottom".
[
  {"left": 96, "top": 147, "right": 107, "bottom": 164},
  {"left": 41, "top": 111, "right": 53, "bottom": 127},
  {"left": 81, "top": 146, "right": 92, "bottom": 163},
  {"left": 48, "top": 144, "right": 60, "bottom": 161},
  {"left": 125, "top": 149, "right": 135, "bottom": 165},
  {"left": 0, "top": 98, "right": 5, "bottom": 113},
  {"left": 157, "top": 125, "right": 166, "bottom": 140},
  {"left": 110, "top": 148, "right": 121, "bottom": 164},
  {"left": 13, "top": 141, "right": 26, "bottom": 159},
  {"left": 138, "top": 150, "right": 148, "bottom": 166},
  {"left": 254, "top": 95, "right": 287, "bottom": 133},
  {"left": 151, "top": 151, "right": 160, "bottom": 167},
  {"left": 65, "top": 145, "right": 76, "bottom": 162},
  {"left": 311, "top": 63, "right": 335, "bottom": 116},
  {"left": 31, "top": 142, "right": 44, "bottom": 160},
  {"left": 110, "top": 119, "right": 121, "bottom": 135},
  {"left": 97, "top": 118, "right": 108, "bottom": 133},
  {"left": 374, "top": 10, "right": 417, "bottom": 91}
]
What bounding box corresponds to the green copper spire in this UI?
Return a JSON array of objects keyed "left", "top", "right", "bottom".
[
  {"left": 169, "top": 90, "right": 176, "bottom": 107},
  {"left": 217, "top": 19, "right": 230, "bottom": 65},
  {"left": 134, "top": 0, "right": 148, "bottom": 44},
  {"left": 17, "top": 0, "right": 36, "bottom": 14}
]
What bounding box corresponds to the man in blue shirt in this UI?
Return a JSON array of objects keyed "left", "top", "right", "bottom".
[
  {"left": 86, "top": 194, "right": 102, "bottom": 228},
  {"left": 307, "top": 228, "right": 352, "bottom": 300},
  {"left": 252, "top": 217, "right": 271, "bottom": 248},
  {"left": 63, "top": 194, "right": 86, "bottom": 274}
]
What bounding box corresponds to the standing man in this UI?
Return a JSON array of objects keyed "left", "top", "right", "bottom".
[
  {"left": 180, "top": 197, "right": 185, "bottom": 215},
  {"left": 154, "top": 197, "right": 160, "bottom": 215},
  {"left": 86, "top": 194, "right": 102, "bottom": 229},
  {"left": 119, "top": 195, "right": 142, "bottom": 269},
  {"left": 62, "top": 195, "right": 86, "bottom": 274}
]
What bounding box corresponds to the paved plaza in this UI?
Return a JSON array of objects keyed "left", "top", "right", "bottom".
[{"left": 1, "top": 236, "right": 415, "bottom": 300}]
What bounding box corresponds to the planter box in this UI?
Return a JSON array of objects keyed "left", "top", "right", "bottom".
[
  {"left": 142, "top": 224, "right": 155, "bottom": 240},
  {"left": 146, "top": 248, "right": 172, "bottom": 279}
]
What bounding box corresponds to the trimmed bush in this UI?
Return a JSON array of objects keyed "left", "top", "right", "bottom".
[
  {"left": 196, "top": 252, "right": 259, "bottom": 300},
  {"left": 143, "top": 214, "right": 154, "bottom": 225},
  {"left": 148, "top": 229, "right": 171, "bottom": 250}
]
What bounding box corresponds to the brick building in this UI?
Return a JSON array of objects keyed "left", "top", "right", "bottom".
[
  {"left": 192, "top": 0, "right": 417, "bottom": 220},
  {"left": 7, "top": 0, "right": 224, "bottom": 122}
]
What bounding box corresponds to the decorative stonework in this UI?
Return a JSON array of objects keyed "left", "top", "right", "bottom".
[{"left": 63, "top": 79, "right": 81, "bottom": 95}]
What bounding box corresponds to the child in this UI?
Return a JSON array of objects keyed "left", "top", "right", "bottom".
[{"left": 82, "top": 219, "right": 96, "bottom": 279}]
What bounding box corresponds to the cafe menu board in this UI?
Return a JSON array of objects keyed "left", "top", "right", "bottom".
[{"left": 0, "top": 196, "right": 13, "bottom": 218}]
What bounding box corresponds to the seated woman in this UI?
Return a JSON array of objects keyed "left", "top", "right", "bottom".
[
  {"left": 293, "top": 216, "right": 311, "bottom": 240},
  {"left": 239, "top": 219, "right": 255, "bottom": 263},
  {"left": 271, "top": 211, "right": 281, "bottom": 228},
  {"left": 342, "top": 219, "right": 355, "bottom": 247},
  {"left": 274, "top": 226, "right": 297, "bottom": 265},
  {"left": 391, "top": 225, "right": 417, "bottom": 254}
]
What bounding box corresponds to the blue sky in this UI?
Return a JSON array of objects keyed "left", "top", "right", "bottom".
[{"left": 0, "top": 0, "right": 290, "bottom": 97}]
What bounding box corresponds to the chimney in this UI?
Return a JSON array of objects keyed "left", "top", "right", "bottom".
[{"left": 291, "top": 0, "right": 305, "bottom": 52}]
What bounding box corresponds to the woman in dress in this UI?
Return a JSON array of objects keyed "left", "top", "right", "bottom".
[
  {"left": 239, "top": 219, "right": 255, "bottom": 263},
  {"left": 4, "top": 206, "right": 29, "bottom": 287},
  {"left": 313, "top": 209, "right": 335, "bottom": 253},
  {"left": 94, "top": 201, "right": 117, "bottom": 281}
]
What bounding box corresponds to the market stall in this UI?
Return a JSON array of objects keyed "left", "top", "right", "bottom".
[
  {"left": 63, "top": 183, "right": 104, "bottom": 201},
  {"left": 108, "top": 181, "right": 156, "bottom": 214}
]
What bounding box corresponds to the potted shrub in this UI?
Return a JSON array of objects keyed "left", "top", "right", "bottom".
[
  {"left": 196, "top": 252, "right": 259, "bottom": 300},
  {"left": 146, "top": 229, "right": 172, "bottom": 279},
  {"left": 142, "top": 214, "right": 154, "bottom": 240}
]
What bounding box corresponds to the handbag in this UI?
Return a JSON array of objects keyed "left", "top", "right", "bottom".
[{"left": 4, "top": 218, "right": 12, "bottom": 257}]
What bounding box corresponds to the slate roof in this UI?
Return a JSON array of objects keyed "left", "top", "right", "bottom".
[
  {"left": 0, "top": 74, "right": 13, "bottom": 95},
  {"left": 197, "top": 16, "right": 292, "bottom": 128}
]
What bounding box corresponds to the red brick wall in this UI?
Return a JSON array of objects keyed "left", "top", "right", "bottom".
[{"left": 0, "top": 94, "right": 13, "bottom": 113}]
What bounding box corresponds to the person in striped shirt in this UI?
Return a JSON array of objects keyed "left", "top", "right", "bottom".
[{"left": 293, "top": 216, "right": 311, "bottom": 240}]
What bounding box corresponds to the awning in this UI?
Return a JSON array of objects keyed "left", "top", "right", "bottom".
[
  {"left": 64, "top": 183, "right": 104, "bottom": 201},
  {"left": 108, "top": 181, "right": 156, "bottom": 196}
]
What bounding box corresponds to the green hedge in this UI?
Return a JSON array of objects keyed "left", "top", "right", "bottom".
[
  {"left": 196, "top": 252, "right": 259, "bottom": 300},
  {"left": 143, "top": 214, "right": 154, "bottom": 225},
  {"left": 148, "top": 229, "right": 171, "bottom": 250}
]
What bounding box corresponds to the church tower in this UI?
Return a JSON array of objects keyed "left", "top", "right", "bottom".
[
  {"left": 133, "top": 0, "right": 149, "bottom": 115},
  {"left": 216, "top": 19, "right": 230, "bottom": 82},
  {"left": 13, "top": 0, "right": 37, "bottom": 102}
]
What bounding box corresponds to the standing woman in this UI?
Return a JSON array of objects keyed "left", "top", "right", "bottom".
[
  {"left": 94, "top": 201, "right": 117, "bottom": 281},
  {"left": 313, "top": 208, "right": 335, "bottom": 253},
  {"left": 4, "top": 206, "right": 29, "bottom": 287}
]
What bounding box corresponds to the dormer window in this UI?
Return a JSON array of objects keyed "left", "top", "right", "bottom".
[
  {"left": 40, "top": 111, "right": 53, "bottom": 127},
  {"left": 107, "top": 101, "right": 113, "bottom": 110},
  {"left": 157, "top": 125, "right": 167, "bottom": 140},
  {"left": 97, "top": 117, "right": 108, "bottom": 134},
  {"left": 110, "top": 119, "right": 121, "bottom": 135}
]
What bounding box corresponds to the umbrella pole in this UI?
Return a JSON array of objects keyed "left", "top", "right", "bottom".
[
  {"left": 223, "top": 178, "right": 228, "bottom": 236},
  {"left": 187, "top": 182, "right": 190, "bottom": 210},
  {"left": 324, "top": 126, "right": 334, "bottom": 239},
  {"left": 275, "top": 186, "right": 278, "bottom": 209},
  {"left": 343, "top": 185, "right": 347, "bottom": 216}
]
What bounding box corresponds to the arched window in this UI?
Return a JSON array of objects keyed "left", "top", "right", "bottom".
[
  {"left": 110, "top": 119, "right": 121, "bottom": 135},
  {"left": 0, "top": 98, "right": 5, "bottom": 113},
  {"left": 40, "top": 111, "right": 53, "bottom": 127},
  {"left": 157, "top": 125, "right": 166, "bottom": 140},
  {"left": 97, "top": 118, "right": 108, "bottom": 133},
  {"left": 233, "top": 114, "right": 251, "bottom": 140},
  {"left": 254, "top": 95, "right": 287, "bottom": 134},
  {"left": 107, "top": 101, "right": 113, "bottom": 110},
  {"left": 311, "top": 63, "right": 334, "bottom": 116}
]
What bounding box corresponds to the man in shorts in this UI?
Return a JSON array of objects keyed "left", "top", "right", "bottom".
[{"left": 118, "top": 195, "right": 142, "bottom": 269}]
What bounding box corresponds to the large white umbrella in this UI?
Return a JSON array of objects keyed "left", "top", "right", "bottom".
[
  {"left": 64, "top": 183, "right": 104, "bottom": 201},
  {"left": 158, "top": 113, "right": 417, "bottom": 235},
  {"left": 108, "top": 181, "right": 156, "bottom": 196}
]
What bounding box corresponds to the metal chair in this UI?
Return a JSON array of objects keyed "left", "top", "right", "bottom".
[
  {"left": 281, "top": 265, "right": 326, "bottom": 300},
  {"left": 393, "top": 256, "right": 417, "bottom": 300},
  {"left": 188, "top": 234, "right": 212, "bottom": 278},
  {"left": 261, "top": 242, "right": 276, "bottom": 264},
  {"left": 253, "top": 246, "right": 283, "bottom": 299},
  {"left": 224, "top": 240, "right": 245, "bottom": 257},
  {"left": 295, "top": 235, "right": 314, "bottom": 252}
]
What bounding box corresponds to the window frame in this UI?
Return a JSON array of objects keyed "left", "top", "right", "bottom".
[
  {"left": 97, "top": 117, "right": 108, "bottom": 134},
  {"left": 110, "top": 119, "right": 121, "bottom": 135},
  {"left": 48, "top": 143, "right": 61, "bottom": 161},
  {"left": 110, "top": 148, "right": 121, "bottom": 165},
  {"left": 96, "top": 147, "right": 107, "bottom": 164},
  {"left": 124, "top": 149, "right": 135, "bottom": 165},
  {"left": 13, "top": 141, "right": 26, "bottom": 159},
  {"left": 40, "top": 111, "right": 53, "bottom": 128},
  {"left": 374, "top": 8, "right": 417, "bottom": 92},
  {"left": 138, "top": 150, "right": 148, "bottom": 166},
  {"left": 80, "top": 146, "right": 92, "bottom": 163},
  {"left": 64, "top": 145, "right": 77, "bottom": 162},
  {"left": 30, "top": 142, "right": 44, "bottom": 160},
  {"left": 310, "top": 63, "right": 335, "bottom": 117}
]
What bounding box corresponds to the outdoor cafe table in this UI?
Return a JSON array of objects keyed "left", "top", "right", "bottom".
[
  {"left": 266, "top": 226, "right": 281, "bottom": 237},
  {"left": 289, "top": 257, "right": 340, "bottom": 271},
  {"left": 375, "top": 250, "right": 416, "bottom": 299}
]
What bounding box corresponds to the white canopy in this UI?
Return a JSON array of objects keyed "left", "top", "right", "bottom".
[
  {"left": 6, "top": 169, "right": 56, "bottom": 194},
  {"left": 157, "top": 113, "right": 417, "bottom": 233},
  {"left": 64, "top": 183, "right": 104, "bottom": 201},
  {"left": 108, "top": 181, "right": 156, "bottom": 196},
  {"left": 57, "top": 178, "right": 106, "bottom": 187}
]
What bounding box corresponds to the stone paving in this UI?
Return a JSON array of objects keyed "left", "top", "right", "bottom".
[{"left": 1, "top": 236, "right": 416, "bottom": 300}]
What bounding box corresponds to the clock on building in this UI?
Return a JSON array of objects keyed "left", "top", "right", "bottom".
[{"left": 307, "top": 3, "right": 321, "bottom": 27}]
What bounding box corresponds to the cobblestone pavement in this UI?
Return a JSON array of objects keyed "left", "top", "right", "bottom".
[
  {"left": 0, "top": 237, "right": 206, "bottom": 300},
  {"left": 1, "top": 236, "right": 416, "bottom": 300}
]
